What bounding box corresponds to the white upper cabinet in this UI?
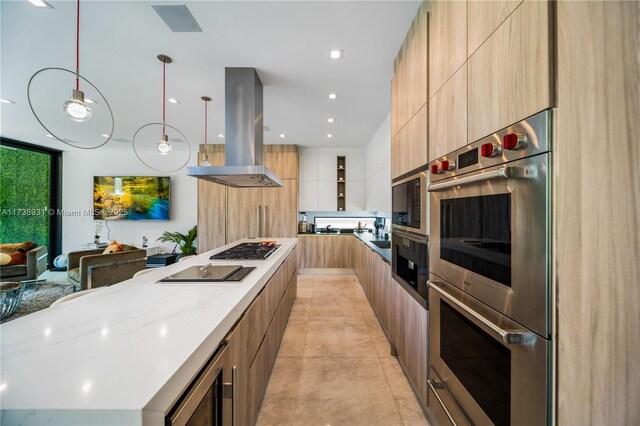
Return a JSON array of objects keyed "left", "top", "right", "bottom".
[
  {"left": 299, "top": 155, "right": 318, "bottom": 181},
  {"left": 299, "top": 180, "right": 318, "bottom": 211},
  {"left": 346, "top": 181, "right": 365, "bottom": 211},
  {"left": 346, "top": 156, "right": 365, "bottom": 181},
  {"left": 317, "top": 155, "right": 337, "bottom": 181},
  {"left": 317, "top": 181, "right": 337, "bottom": 211}
]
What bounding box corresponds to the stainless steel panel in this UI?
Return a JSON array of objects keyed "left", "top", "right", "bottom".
[
  {"left": 187, "top": 165, "right": 283, "bottom": 188},
  {"left": 225, "top": 68, "right": 263, "bottom": 167},
  {"left": 392, "top": 171, "right": 428, "bottom": 236},
  {"left": 429, "top": 279, "right": 550, "bottom": 426},
  {"left": 426, "top": 368, "right": 472, "bottom": 426},
  {"left": 429, "top": 110, "right": 551, "bottom": 182},
  {"left": 429, "top": 153, "right": 550, "bottom": 337}
]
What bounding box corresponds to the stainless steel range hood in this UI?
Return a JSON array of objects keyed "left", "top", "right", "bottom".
[{"left": 187, "top": 68, "right": 283, "bottom": 188}]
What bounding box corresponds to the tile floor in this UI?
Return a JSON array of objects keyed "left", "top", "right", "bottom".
[{"left": 256, "top": 274, "right": 429, "bottom": 426}]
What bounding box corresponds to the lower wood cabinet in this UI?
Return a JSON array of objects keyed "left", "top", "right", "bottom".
[
  {"left": 223, "top": 248, "right": 297, "bottom": 426},
  {"left": 353, "top": 238, "right": 427, "bottom": 410},
  {"left": 297, "top": 235, "right": 355, "bottom": 269}
]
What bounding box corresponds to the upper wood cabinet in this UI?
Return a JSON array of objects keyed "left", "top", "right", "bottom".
[
  {"left": 263, "top": 179, "right": 298, "bottom": 238},
  {"left": 467, "top": 0, "right": 554, "bottom": 142},
  {"left": 467, "top": 0, "right": 523, "bottom": 56},
  {"left": 264, "top": 145, "right": 298, "bottom": 179},
  {"left": 391, "top": 103, "right": 428, "bottom": 179},
  {"left": 391, "top": 3, "right": 428, "bottom": 137},
  {"left": 428, "top": 64, "right": 467, "bottom": 161},
  {"left": 428, "top": 0, "right": 467, "bottom": 99},
  {"left": 197, "top": 145, "right": 226, "bottom": 252}
]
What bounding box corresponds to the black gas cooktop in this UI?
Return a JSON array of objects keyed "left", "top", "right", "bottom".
[{"left": 210, "top": 242, "right": 280, "bottom": 260}]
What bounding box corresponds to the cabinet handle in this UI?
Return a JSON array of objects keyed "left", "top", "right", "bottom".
[
  {"left": 256, "top": 205, "right": 262, "bottom": 238},
  {"left": 231, "top": 365, "right": 237, "bottom": 426},
  {"left": 263, "top": 205, "right": 267, "bottom": 237}
]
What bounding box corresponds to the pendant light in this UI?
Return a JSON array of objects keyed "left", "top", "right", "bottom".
[
  {"left": 27, "top": 0, "right": 114, "bottom": 149},
  {"left": 132, "top": 54, "right": 191, "bottom": 173},
  {"left": 200, "top": 96, "right": 212, "bottom": 166}
]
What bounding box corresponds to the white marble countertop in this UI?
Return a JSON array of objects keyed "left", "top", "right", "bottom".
[{"left": 0, "top": 238, "right": 297, "bottom": 426}]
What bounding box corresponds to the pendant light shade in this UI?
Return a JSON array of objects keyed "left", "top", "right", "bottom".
[
  {"left": 132, "top": 54, "right": 191, "bottom": 173},
  {"left": 200, "top": 96, "right": 212, "bottom": 167},
  {"left": 27, "top": 0, "right": 114, "bottom": 149}
]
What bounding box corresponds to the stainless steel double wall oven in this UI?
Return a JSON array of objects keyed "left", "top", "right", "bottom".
[{"left": 427, "top": 110, "right": 552, "bottom": 425}]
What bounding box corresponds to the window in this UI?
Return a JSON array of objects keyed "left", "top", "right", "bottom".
[{"left": 0, "top": 139, "right": 62, "bottom": 265}]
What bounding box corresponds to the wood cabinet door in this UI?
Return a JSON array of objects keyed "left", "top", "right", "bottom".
[
  {"left": 428, "top": 64, "right": 467, "bottom": 161},
  {"left": 264, "top": 146, "right": 298, "bottom": 179},
  {"left": 226, "top": 187, "right": 261, "bottom": 242},
  {"left": 262, "top": 179, "right": 298, "bottom": 238},
  {"left": 392, "top": 103, "right": 428, "bottom": 178},
  {"left": 197, "top": 147, "right": 226, "bottom": 252},
  {"left": 428, "top": 0, "right": 467, "bottom": 99},
  {"left": 467, "top": 0, "right": 523, "bottom": 56},
  {"left": 467, "top": 0, "right": 554, "bottom": 142}
]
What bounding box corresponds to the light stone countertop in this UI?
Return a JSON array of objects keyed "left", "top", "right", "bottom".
[{"left": 0, "top": 238, "right": 297, "bottom": 426}]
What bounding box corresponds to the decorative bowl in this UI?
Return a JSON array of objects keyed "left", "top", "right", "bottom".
[{"left": 1, "top": 282, "right": 24, "bottom": 320}]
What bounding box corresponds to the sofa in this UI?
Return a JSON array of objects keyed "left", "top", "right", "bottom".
[
  {"left": 0, "top": 244, "right": 48, "bottom": 282},
  {"left": 67, "top": 245, "right": 147, "bottom": 290}
]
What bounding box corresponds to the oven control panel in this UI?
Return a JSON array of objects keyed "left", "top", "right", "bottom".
[{"left": 429, "top": 109, "right": 551, "bottom": 182}]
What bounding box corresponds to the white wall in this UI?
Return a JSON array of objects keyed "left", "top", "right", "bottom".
[
  {"left": 61, "top": 149, "right": 197, "bottom": 253},
  {"left": 364, "top": 114, "right": 391, "bottom": 215}
]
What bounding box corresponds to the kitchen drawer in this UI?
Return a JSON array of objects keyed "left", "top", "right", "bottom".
[{"left": 427, "top": 368, "right": 471, "bottom": 426}]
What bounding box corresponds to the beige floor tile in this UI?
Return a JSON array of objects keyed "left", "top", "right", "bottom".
[
  {"left": 290, "top": 297, "right": 311, "bottom": 321},
  {"left": 304, "top": 320, "right": 377, "bottom": 358},
  {"left": 279, "top": 320, "right": 308, "bottom": 357},
  {"left": 380, "top": 357, "right": 429, "bottom": 426},
  {"left": 309, "top": 295, "right": 365, "bottom": 321},
  {"left": 256, "top": 357, "right": 303, "bottom": 426},
  {"left": 293, "top": 357, "right": 403, "bottom": 426}
]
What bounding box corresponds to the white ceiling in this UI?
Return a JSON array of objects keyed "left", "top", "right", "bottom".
[{"left": 0, "top": 0, "right": 419, "bottom": 151}]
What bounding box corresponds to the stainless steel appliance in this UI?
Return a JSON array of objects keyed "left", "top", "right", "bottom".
[
  {"left": 428, "top": 279, "right": 550, "bottom": 426},
  {"left": 209, "top": 242, "right": 279, "bottom": 260},
  {"left": 159, "top": 265, "right": 255, "bottom": 283},
  {"left": 166, "top": 342, "right": 236, "bottom": 426},
  {"left": 392, "top": 170, "right": 427, "bottom": 236},
  {"left": 426, "top": 110, "right": 552, "bottom": 425},
  {"left": 428, "top": 110, "right": 551, "bottom": 337},
  {"left": 392, "top": 229, "right": 429, "bottom": 307}
]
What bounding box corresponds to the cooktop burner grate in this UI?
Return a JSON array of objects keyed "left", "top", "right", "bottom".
[{"left": 210, "top": 242, "right": 279, "bottom": 260}]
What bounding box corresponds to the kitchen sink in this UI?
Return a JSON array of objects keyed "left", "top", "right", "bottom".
[{"left": 371, "top": 240, "right": 391, "bottom": 249}]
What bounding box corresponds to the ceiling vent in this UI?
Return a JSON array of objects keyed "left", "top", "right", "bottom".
[{"left": 152, "top": 5, "right": 202, "bottom": 32}]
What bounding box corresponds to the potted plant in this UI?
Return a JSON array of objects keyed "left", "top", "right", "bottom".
[{"left": 157, "top": 225, "right": 197, "bottom": 257}]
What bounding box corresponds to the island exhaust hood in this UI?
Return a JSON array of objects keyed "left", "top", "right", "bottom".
[{"left": 187, "top": 68, "right": 283, "bottom": 188}]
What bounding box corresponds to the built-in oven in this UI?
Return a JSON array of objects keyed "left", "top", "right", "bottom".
[
  {"left": 392, "top": 228, "right": 429, "bottom": 305},
  {"left": 427, "top": 279, "right": 550, "bottom": 426},
  {"left": 428, "top": 110, "right": 551, "bottom": 337},
  {"left": 392, "top": 170, "right": 427, "bottom": 236},
  {"left": 166, "top": 342, "right": 236, "bottom": 426}
]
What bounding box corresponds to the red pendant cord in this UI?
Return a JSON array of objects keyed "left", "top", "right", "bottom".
[
  {"left": 75, "top": 0, "right": 80, "bottom": 90},
  {"left": 162, "top": 60, "right": 166, "bottom": 135}
]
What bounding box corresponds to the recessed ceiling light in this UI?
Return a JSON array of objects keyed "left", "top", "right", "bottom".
[
  {"left": 45, "top": 134, "right": 53, "bottom": 138},
  {"left": 218, "top": 134, "right": 224, "bottom": 138},
  {"left": 102, "top": 134, "right": 109, "bottom": 138},
  {"left": 327, "top": 118, "right": 335, "bottom": 123},
  {"left": 328, "top": 93, "right": 338, "bottom": 100},
  {"left": 327, "top": 133, "right": 333, "bottom": 138},
  {"left": 280, "top": 134, "right": 286, "bottom": 138},
  {"left": 27, "top": 0, "right": 52, "bottom": 8},
  {"left": 0, "top": 98, "right": 15, "bottom": 104},
  {"left": 167, "top": 98, "right": 180, "bottom": 104},
  {"left": 85, "top": 98, "right": 97, "bottom": 104},
  {"left": 330, "top": 49, "right": 343, "bottom": 59}
]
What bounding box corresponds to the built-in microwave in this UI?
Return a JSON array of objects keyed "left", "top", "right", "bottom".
[{"left": 392, "top": 170, "right": 427, "bottom": 236}]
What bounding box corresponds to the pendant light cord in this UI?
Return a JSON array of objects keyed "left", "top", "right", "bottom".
[
  {"left": 204, "top": 100, "right": 208, "bottom": 146},
  {"left": 162, "top": 60, "right": 166, "bottom": 134},
  {"left": 75, "top": 0, "right": 80, "bottom": 90}
]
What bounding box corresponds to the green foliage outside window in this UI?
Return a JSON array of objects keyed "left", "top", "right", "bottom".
[{"left": 0, "top": 146, "right": 50, "bottom": 247}]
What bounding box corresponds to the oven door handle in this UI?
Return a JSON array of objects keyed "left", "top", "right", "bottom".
[
  {"left": 428, "top": 379, "right": 459, "bottom": 426},
  {"left": 428, "top": 166, "right": 527, "bottom": 192},
  {"left": 429, "top": 281, "right": 537, "bottom": 345}
]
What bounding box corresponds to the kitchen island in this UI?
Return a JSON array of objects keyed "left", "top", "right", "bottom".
[{"left": 0, "top": 238, "right": 297, "bottom": 426}]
